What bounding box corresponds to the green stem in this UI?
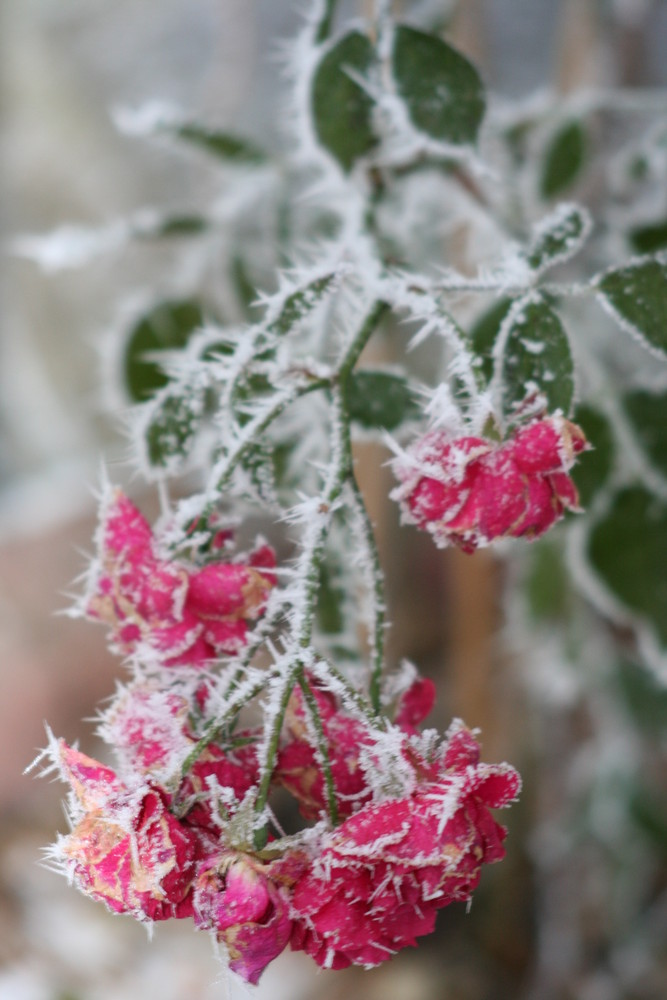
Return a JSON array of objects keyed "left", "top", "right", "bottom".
[
  {"left": 337, "top": 300, "right": 389, "bottom": 380},
  {"left": 298, "top": 674, "right": 339, "bottom": 825},
  {"left": 178, "top": 670, "right": 277, "bottom": 784},
  {"left": 348, "top": 477, "right": 386, "bottom": 714},
  {"left": 252, "top": 302, "right": 389, "bottom": 831},
  {"left": 314, "top": 657, "right": 389, "bottom": 730},
  {"left": 253, "top": 667, "right": 303, "bottom": 849}
]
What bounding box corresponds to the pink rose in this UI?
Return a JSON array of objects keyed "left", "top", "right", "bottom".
[
  {"left": 193, "top": 851, "right": 304, "bottom": 984},
  {"left": 56, "top": 742, "right": 198, "bottom": 921},
  {"left": 392, "top": 417, "right": 587, "bottom": 552},
  {"left": 290, "top": 723, "right": 520, "bottom": 969},
  {"left": 84, "top": 488, "right": 275, "bottom": 666}
]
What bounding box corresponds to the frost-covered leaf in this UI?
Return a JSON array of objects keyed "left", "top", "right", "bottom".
[
  {"left": 469, "top": 298, "right": 512, "bottom": 384},
  {"left": 596, "top": 259, "right": 667, "bottom": 359},
  {"left": 496, "top": 295, "right": 575, "bottom": 420},
  {"left": 265, "top": 271, "right": 340, "bottom": 336},
  {"left": 347, "top": 370, "right": 419, "bottom": 431},
  {"left": 171, "top": 122, "right": 267, "bottom": 163},
  {"left": 311, "top": 30, "right": 377, "bottom": 171},
  {"left": 629, "top": 219, "right": 667, "bottom": 255},
  {"left": 587, "top": 485, "right": 667, "bottom": 646},
  {"left": 124, "top": 299, "right": 206, "bottom": 403},
  {"left": 392, "top": 25, "right": 485, "bottom": 146},
  {"left": 572, "top": 404, "right": 615, "bottom": 506},
  {"left": 540, "top": 120, "right": 587, "bottom": 199},
  {"left": 239, "top": 440, "right": 279, "bottom": 505},
  {"left": 525, "top": 203, "right": 592, "bottom": 273},
  {"left": 143, "top": 383, "right": 206, "bottom": 471},
  {"left": 623, "top": 389, "right": 667, "bottom": 477}
]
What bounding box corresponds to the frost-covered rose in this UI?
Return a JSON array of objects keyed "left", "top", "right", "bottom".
[
  {"left": 84, "top": 488, "right": 275, "bottom": 666},
  {"left": 289, "top": 723, "right": 520, "bottom": 969},
  {"left": 55, "top": 742, "right": 198, "bottom": 921},
  {"left": 391, "top": 416, "right": 587, "bottom": 552},
  {"left": 193, "top": 851, "right": 304, "bottom": 984},
  {"left": 275, "top": 675, "right": 436, "bottom": 820}
]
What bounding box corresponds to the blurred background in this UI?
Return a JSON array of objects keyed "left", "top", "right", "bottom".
[{"left": 1, "top": 1, "right": 667, "bottom": 998}]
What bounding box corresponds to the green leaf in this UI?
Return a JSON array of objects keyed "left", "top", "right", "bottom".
[
  {"left": 597, "top": 259, "right": 667, "bottom": 358},
  {"left": 392, "top": 25, "right": 485, "bottom": 146},
  {"left": 143, "top": 385, "right": 205, "bottom": 470},
  {"left": 171, "top": 123, "right": 267, "bottom": 164},
  {"left": 629, "top": 787, "right": 667, "bottom": 850},
  {"left": 623, "top": 389, "right": 667, "bottom": 477},
  {"left": 265, "top": 272, "right": 339, "bottom": 336},
  {"left": 124, "top": 299, "right": 206, "bottom": 403},
  {"left": 469, "top": 298, "right": 512, "bottom": 384},
  {"left": 311, "top": 30, "right": 377, "bottom": 172},
  {"left": 629, "top": 219, "right": 667, "bottom": 255},
  {"left": 571, "top": 404, "right": 615, "bottom": 507},
  {"left": 525, "top": 539, "right": 571, "bottom": 623},
  {"left": 497, "top": 295, "right": 575, "bottom": 420},
  {"left": 540, "top": 120, "right": 587, "bottom": 199},
  {"left": 525, "top": 203, "right": 591, "bottom": 273},
  {"left": 347, "top": 370, "right": 419, "bottom": 431},
  {"left": 587, "top": 485, "right": 667, "bottom": 646},
  {"left": 617, "top": 658, "right": 667, "bottom": 734}
]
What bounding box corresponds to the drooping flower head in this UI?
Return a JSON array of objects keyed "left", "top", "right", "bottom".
[
  {"left": 289, "top": 722, "right": 521, "bottom": 969},
  {"left": 193, "top": 850, "right": 306, "bottom": 984},
  {"left": 52, "top": 741, "right": 198, "bottom": 922},
  {"left": 391, "top": 416, "right": 587, "bottom": 552},
  {"left": 84, "top": 488, "right": 276, "bottom": 666}
]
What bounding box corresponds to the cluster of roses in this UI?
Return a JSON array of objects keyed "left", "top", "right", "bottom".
[
  {"left": 53, "top": 700, "right": 519, "bottom": 984},
  {"left": 45, "top": 481, "right": 526, "bottom": 983},
  {"left": 49, "top": 408, "right": 586, "bottom": 984}
]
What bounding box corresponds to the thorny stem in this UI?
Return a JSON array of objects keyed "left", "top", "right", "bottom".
[
  {"left": 298, "top": 674, "right": 339, "bottom": 825},
  {"left": 314, "top": 657, "right": 389, "bottom": 729},
  {"left": 191, "top": 378, "right": 327, "bottom": 532},
  {"left": 177, "top": 669, "right": 279, "bottom": 787},
  {"left": 347, "top": 477, "right": 386, "bottom": 714},
  {"left": 179, "top": 302, "right": 390, "bottom": 839},
  {"left": 253, "top": 666, "right": 303, "bottom": 849},
  {"left": 252, "top": 302, "right": 389, "bottom": 836}
]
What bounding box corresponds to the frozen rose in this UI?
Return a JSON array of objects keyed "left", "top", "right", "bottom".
[
  {"left": 84, "top": 488, "right": 275, "bottom": 666},
  {"left": 56, "top": 742, "right": 198, "bottom": 921},
  {"left": 391, "top": 417, "right": 587, "bottom": 552},
  {"left": 290, "top": 722, "right": 520, "bottom": 969},
  {"left": 193, "top": 851, "right": 303, "bottom": 984}
]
